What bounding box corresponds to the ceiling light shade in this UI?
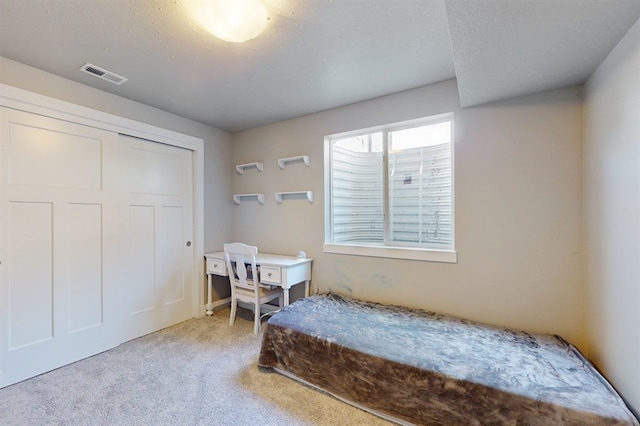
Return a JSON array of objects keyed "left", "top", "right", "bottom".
[{"left": 197, "top": 0, "right": 269, "bottom": 43}]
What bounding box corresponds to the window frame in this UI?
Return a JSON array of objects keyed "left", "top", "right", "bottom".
[{"left": 323, "top": 113, "right": 457, "bottom": 263}]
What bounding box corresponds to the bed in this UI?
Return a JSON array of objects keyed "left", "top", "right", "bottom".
[{"left": 258, "top": 294, "right": 638, "bottom": 425}]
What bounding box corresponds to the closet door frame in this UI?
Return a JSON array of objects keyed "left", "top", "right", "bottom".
[{"left": 0, "top": 83, "right": 206, "bottom": 319}]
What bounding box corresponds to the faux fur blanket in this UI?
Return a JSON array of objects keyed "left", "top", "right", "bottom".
[{"left": 259, "top": 294, "right": 638, "bottom": 425}]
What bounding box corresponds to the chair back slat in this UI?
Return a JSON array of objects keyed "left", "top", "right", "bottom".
[
  {"left": 232, "top": 252, "right": 249, "bottom": 286},
  {"left": 224, "top": 242, "right": 259, "bottom": 291}
]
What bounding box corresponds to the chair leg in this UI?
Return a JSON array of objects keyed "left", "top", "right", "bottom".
[
  {"left": 254, "top": 303, "right": 260, "bottom": 334},
  {"left": 229, "top": 299, "right": 237, "bottom": 326}
]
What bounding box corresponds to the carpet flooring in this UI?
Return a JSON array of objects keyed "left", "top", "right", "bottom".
[{"left": 0, "top": 308, "right": 391, "bottom": 425}]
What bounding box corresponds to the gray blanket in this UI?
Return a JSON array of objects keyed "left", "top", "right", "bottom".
[{"left": 259, "top": 294, "right": 638, "bottom": 425}]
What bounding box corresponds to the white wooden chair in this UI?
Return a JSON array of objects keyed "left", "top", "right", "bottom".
[{"left": 223, "top": 242, "right": 283, "bottom": 334}]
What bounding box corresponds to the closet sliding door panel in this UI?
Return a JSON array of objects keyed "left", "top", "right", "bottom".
[
  {"left": 119, "top": 135, "right": 194, "bottom": 341},
  {"left": 0, "top": 108, "right": 121, "bottom": 388}
]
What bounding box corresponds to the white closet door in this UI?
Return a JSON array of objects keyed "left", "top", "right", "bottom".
[
  {"left": 0, "top": 108, "right": 121, "bottom": 387},
  {"left": 119, "top": 135, "right": 194, "bottom": 341}
]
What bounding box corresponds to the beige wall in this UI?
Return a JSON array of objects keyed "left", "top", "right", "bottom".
[
  {"left": 584, "top": 18, "right": 640, "bottom": 414},
  {"left": 232, "top": 79, "right": 586, "bottom": 349},
  {"left": 0, "top": 56, "right": 233, "bottom": 253}
]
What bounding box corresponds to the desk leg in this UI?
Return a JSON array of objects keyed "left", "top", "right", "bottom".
[
  {"left": 206, "top": 273, "right": 213, "bottom": 316},
  {"left": 283, "top": 288, "right": 290, "bottom": 306},
  {"left": 304, "top": 280, "right": 310, "bottom": 297}
]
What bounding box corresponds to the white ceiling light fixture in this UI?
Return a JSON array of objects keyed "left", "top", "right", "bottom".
[{"left": 196, "top": 0, "right": 269, "bottom": 43}]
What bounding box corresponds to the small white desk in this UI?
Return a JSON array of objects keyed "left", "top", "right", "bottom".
[{"left": 204, "top": 251, "right": 313, "bottom": 316}]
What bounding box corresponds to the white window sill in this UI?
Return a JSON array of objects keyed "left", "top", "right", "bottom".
[{"left": 323, "top": 243, "right": 457, "bottom": 263}]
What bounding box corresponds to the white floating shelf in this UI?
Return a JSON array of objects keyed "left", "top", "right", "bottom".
[
  {"left": 275, "top": 191, "right": 314, "bottom": 204},
  {"left": 233, "top": 193, "right": 265, "bottom": 205},
  {"left": 235, "top": 162, "right": 264, "bottom": 174},
  {"left": 277, "top": 155, "right": 310, "bottom": 169}
]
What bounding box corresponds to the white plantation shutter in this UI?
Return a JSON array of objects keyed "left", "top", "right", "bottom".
[
  {"left": 331, "top": 135, "right": 384, "bottom": 243},
  {"left": 328, "top": 115, "right": 454, "bottom": 251},
  {"left": 389, "top": 142, "right": 453, "bottom": 247}
]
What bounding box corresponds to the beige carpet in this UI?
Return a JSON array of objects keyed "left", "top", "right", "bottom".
[{"left": 0, "top": 308, "right": 392, "bottom": 425}]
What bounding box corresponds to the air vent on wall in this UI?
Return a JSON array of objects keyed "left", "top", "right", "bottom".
[{"left": 79, "top": 63, "right": 128, "bottom": 85}]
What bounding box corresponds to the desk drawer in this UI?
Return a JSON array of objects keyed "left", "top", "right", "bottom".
[
  {"left": 207, "top": 258, "right": 227, "bottom": 275},
  {"left": 260, "top": 266, "right": 281, "bottom": 284}
]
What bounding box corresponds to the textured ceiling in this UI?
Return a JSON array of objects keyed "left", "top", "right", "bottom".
[
  {"left": 0, "top": 0, "right": 639, "bottom": 133},
  {"left": 446, "top": 0, "right": 640, "bottom": 107}
]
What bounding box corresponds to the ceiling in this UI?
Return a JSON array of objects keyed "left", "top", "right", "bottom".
[{"left": 0, "top": 0, "right": 639, "bottom": 133}]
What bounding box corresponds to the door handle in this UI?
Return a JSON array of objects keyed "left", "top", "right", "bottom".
[{"left": 186, "top": 241, "right": 191, "bottom": 247}]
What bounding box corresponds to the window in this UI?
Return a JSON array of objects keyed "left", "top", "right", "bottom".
[{"left": 324, "top": 114, "right": 456, "bottom": 262}]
